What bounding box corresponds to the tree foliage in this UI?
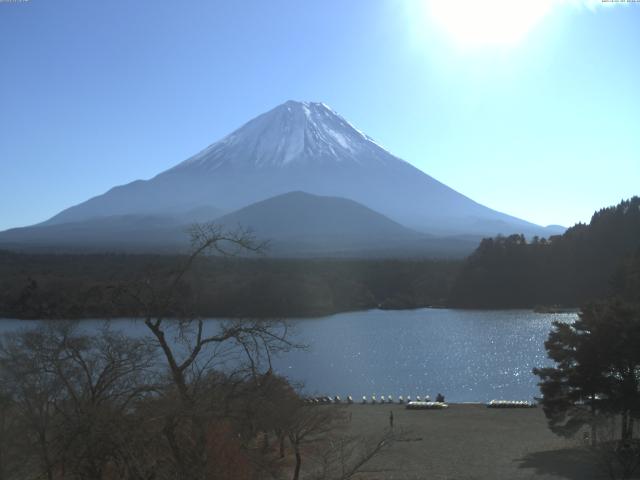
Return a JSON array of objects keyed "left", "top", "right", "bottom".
[
  {"left": 0, "top": 223, "right": 397, "bottom": 480},
  {"left": 534, "top": 300, "right": 640, "bottom": 439},
  {"left": 534, "top": 293, "right": 640, "bottom": 479},
  {"left": 0, "top": 252, "right": 459, "bottom": 319},
  {"left": 451, "top": 197, "right": 640, "bottom": 308}
]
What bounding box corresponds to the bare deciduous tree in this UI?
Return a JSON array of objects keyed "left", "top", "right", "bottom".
[
  {"left": 113, "top": 223, "right": 298, "bottom": 479},
  {"left": 283, "top": 402, "right": 403, "bottom": 480},
  {"left": 0, "top": 322, "right": 158, "bottom": 480},
  {"left": 311, "top": 427, "right": 400, "bottom": 480},
  {"left": 0, "top": 223, "right": 397, "bottom": 480}
]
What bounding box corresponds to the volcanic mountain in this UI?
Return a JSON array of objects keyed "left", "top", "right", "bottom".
[
  {"left": 42, "top": 101, "right": 558, "bottom": 235},
  {"left": 0, "top": 101, "right": 562, "bottom": 254}
]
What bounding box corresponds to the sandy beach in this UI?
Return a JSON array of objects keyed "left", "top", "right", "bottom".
[{"left": 341, "top": 404, "right": 608, "bottom": 480}]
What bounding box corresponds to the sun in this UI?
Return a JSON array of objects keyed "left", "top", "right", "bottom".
[{"left": 426, "top": 0, "right": 554, "bottom": 47}]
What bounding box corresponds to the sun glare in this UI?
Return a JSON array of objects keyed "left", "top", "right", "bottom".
[{"left": 427, "top": 0, "right": 555, "bottom": 47}]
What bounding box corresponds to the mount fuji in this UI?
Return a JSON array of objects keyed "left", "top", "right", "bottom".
[{"left": 0, "top": 100, "right": 562, "bottom": 255}]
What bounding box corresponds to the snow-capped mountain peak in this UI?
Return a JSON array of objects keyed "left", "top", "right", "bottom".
[
  {"left": 37, "top": 100, "right": 552, "bottom": 241},
  {"left": 171, "top": 100, "right": 401, "bottom": 172}
]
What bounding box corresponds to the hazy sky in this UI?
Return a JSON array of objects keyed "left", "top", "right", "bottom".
[{"left": 1, "top": 0, "right": 638, "bottom": 231}]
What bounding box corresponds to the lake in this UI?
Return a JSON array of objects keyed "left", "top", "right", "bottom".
[{"left": 0, "top": 308, "right": 577, "bottom": 402}]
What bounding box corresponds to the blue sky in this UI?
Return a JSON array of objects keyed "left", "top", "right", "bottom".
[{"left": 1, "top": 0, "right": 638, "bottom": 231}]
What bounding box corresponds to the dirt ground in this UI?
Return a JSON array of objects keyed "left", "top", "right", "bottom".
[{"left": 340, "top": 404, "right": 613, "bottom": 480}]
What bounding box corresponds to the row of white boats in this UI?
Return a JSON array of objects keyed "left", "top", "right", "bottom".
[
  {"left": 486, "top": 399, "right": 536, "bottom": 408},
  {"left": 304, "top": 394, "right": 435, "bottom": 405},
  {"left": 304, "top": 396, "right": 536, "bottom": 409}
]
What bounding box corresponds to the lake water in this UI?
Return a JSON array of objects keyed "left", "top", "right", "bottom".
[{"left": 0, "top": 308, "right": 577, "bottom": 402}]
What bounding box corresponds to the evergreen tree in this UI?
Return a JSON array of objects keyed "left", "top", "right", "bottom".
[
  {"left": 534, "top": 299, "right": 640, "bottom": 443},
  {"left": 451, "top": 197, "right": 640, "bottom": 308}
]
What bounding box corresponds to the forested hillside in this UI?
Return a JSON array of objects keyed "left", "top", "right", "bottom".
[
  {"left": 0, "top": 252, "right": 459, "bottom": 319},
  {"left": 450, "top": 197, "right": 640, "bottom": 308},
  {"left": 3, "top": 198, "right": 638, "bottom": 318}
]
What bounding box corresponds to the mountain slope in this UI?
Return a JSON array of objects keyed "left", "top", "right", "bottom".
[
  {"left": 0, "top": 206, "right": 225, "bottom": 252},
  {"left": 0, "top": 214, "right": 188, "bottom": 252},
  {"left": 217, "top": 191, "right": 419, "bottom": 240},
  {"left": 41, "top": 100, "right": 556, "bottom": 237},
  {"left": 0, "top": 192, "right": 479, "bottom": 257},
  {"left": 214, "top": 191, "right": 434, "bottom": 256}
]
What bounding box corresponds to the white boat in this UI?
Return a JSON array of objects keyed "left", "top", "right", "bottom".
[{"left": 406, "top": 401, "right": 448, "bottom": 410}]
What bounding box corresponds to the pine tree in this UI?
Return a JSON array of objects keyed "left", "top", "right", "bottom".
[{"left": 534, "top": 299, "right": 640, "bottom": 444}]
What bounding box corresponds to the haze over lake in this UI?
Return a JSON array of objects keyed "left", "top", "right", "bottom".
[{"left": 0, "top": 309, "right": 576, "bottom": 402}]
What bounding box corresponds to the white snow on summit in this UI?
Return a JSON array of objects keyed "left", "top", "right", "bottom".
[
  {"left": 42, "top": 99, "right": 552, "bottom": 239},
  {"left": 171, "top": 100, "right": 404, "bottom": 172}
]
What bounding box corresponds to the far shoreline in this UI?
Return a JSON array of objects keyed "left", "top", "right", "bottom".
[{"left": 0, "top": 305, "right": 581, "bottom": 322}]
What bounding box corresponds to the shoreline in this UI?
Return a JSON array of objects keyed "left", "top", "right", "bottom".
[{"left": 0, "top": 305, "right": 581, "bottom": 322}]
